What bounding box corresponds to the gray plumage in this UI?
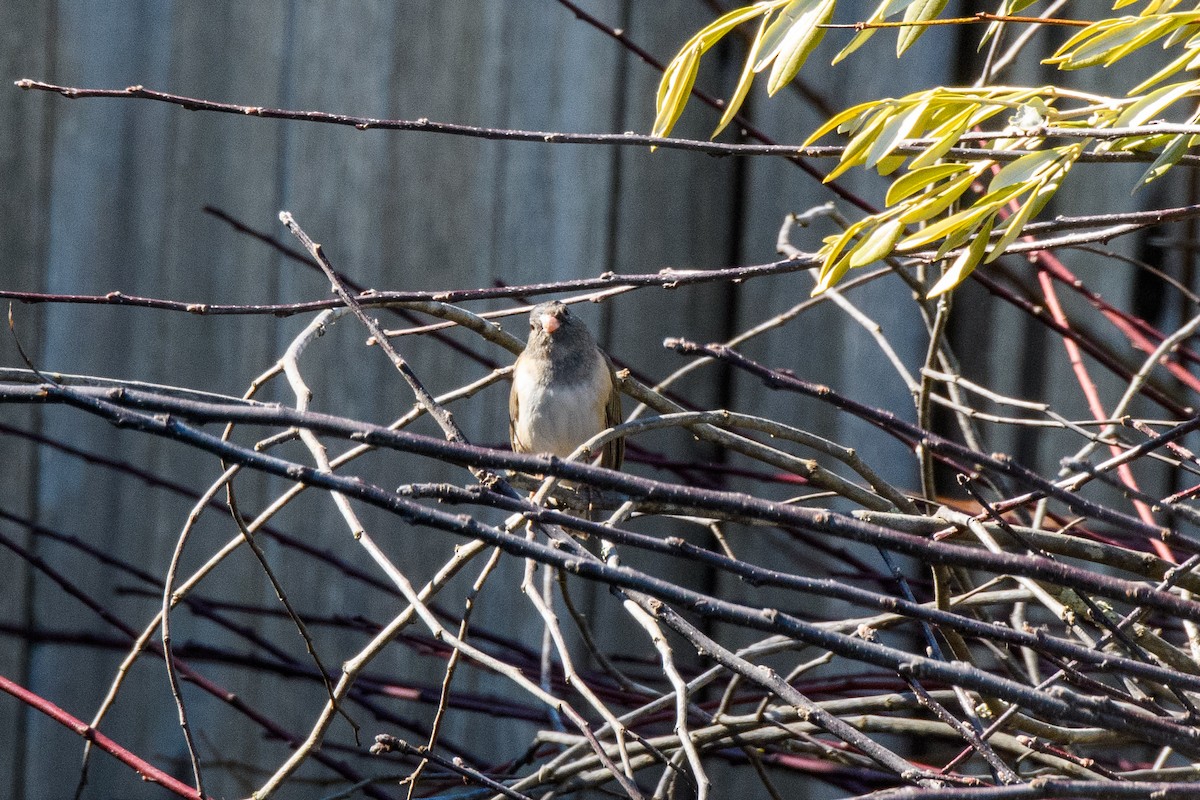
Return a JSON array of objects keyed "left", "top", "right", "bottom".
[{"left": 509, "top": 301, "right": 624, "bottom": 470}]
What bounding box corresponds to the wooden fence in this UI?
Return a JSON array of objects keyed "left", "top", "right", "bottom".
[{"left": 2, "top": 2, "right": 1189, "bottom": 798}]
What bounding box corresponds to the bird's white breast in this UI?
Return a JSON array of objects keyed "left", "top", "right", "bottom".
[{"left": 513, "top": 352, "right": 611, "bottom": 460}]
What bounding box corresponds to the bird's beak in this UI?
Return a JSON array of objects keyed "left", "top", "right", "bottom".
[{"left": 539, "top": 313, "right": 561, "bottom": 334}]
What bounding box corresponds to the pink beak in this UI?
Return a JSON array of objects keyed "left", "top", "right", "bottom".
[{"left": 540, "top": 313, "right": 561, "bottom": 334}]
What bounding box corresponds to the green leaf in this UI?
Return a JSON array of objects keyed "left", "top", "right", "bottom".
[
  {"left": 865, "top": 100, "right": 931, "bottom": 169},
  {"left": 756, "top": 0, "right": 822, "bottom": 71},
  {"left": 986, "top": 181, "right": 1053, "bottom": 262},
  {"left": 652, "top": 3, "right": 777, "bottom": 139},
  {"left": 692, "top": 4, "right": 778, "bottom": 50},
  {"left": 817, "top": 217, "right": 873, "bottom": 280},
  {"left": 823, "top": 109, "right": 895, "bottom": 181},
  {"left": 652, "top": 42, "right": 702, "bottom": 139},
  {"left": 847, "top": 216, "right": 905, "bottom": 267},
  {"left": 989, "top": 148, "right": 1065, "bottom": 192},
  {"left": 1138, "top": 132, "right": 1198, "bottom": 185},
  {"left": 896, "top": 166, "right": 987, "bottom": 224},
  {"left": 833, "top": 0, "right": 918, "bottom": 63},
  {"left": 927, "top": 216, "right": 993, "bottom": 297},
  {"left": 886, "top": 163, "right": 971, "bottom": 206},
  {"left": 897, "top": 0, "right": 949, "bottom": 56},
  {"left": 897, "top": 184, "right": 1024, "bottom": 250},
  {"left": 765, "top": 0, "right": 836, "bottom": 95},
  {"left": 1113, "top": 79, "right": 1200, "bottom": 128},
  {"left": 713, "top": 12, "right": 773, "bottom": 137},
  {"left": 907, "top": 103, "right": 984, "bottom": 169},
  {"left": 803, "top": 98, "right": 883, "bottom": 145}
]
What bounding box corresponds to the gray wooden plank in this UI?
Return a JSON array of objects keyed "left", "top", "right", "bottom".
[{"left": 2, "top": 1, "right": 57, "bottom": 797}]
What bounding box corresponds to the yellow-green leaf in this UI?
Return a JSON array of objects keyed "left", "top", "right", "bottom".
[
  {"left": 876, "top": 153, "right": 908, "bottom": 176},
  {"left": 897, "top": 0, "right": 949, "bottom": 56},
  {"left": 766, "top": 0, "right": 836, "bottom": 95},
  {"left": 907, "top": 104, "right": 983, "bottom": 169},
  {"left": 803, "top": 98, "right": 885, "bottom": 145},
  {"left": 897, "top": 166, "right": 988, "bottom": 224},
  {"left": 927, "top": 216, "right": 994, "bottom": 297},
  {"left": 817, "top": 217, "right": 873, "bottom": 279},
  {"left": 1048, "top": 15, "right": 1200, "bottom": 71},
  {"left": 833, "top": 0, "right": 918, "bottom": 63},
  {"left": 1046, "top": 18, "right": 1132, "bottom": 69},
  {"left": 983, "top": 1, "right": 1041, "bottom": 46},
  {"left": 934, "top": 225, "right": 973, "bottom": 261},
  {"left": 756, "top": 0, "right": 822, "bottom": 71},
  {"left": 1163, "top": 20, "right": 1200, "bottom": 48},
  {"left": 713, "top": 12, "right": 773, "bottom": 137},
  {"left": 880, "top": 0, "right": 923, "bottom": 18},
  {"left": 985, "top": 182, "right": 1051, "bottom": 261},
  {"left": 652, "top": 3, "right": 778, "bottom": 140},
  {"left": 866, "top": 100, "right": 931, "bottom": 169},
  {"left": 989, "top": 148, "right": 1065, "bottom": 192},
  {"left": 812, "top": 252, "right": 854, "bottom": 295},
  {"left": 1095, "top": 18, "right": 1177, "bottom": 67},
  {"left": 823, "top": 110, "right": 895, "bottom": 181},
  {"left": 847, "top": 217, "right": 906, "bottom": 267},
  {"left": 987, "top": 150, "right": 1076, "bottom": 259},
  {"left": 1138, "top": 132, "right": 1198, "bottom": 185},
  {"left": 1127, "top": 42, "right": 1199, "bottom": 94},
  {"left": 691, "top": 4, "right": 777, "bottom": 50},
  {"left": 1109, "top": 14, "right": 1199, "bottom": 62},
  {"left": 1048, "top": 18, "right": 1125, "bottom": 63},
  {"left": 886, "top": 163, "right": 971, "bottom": 206},
  {"left": 833, "top": 27, "right": 877, "bottom": 65},
  {"left": 652, "top": 42, "right": 702, "bottom": 139},
  {"left": 1113, "top": 79, "right": 1200, "bottom": 128},
  {"left": 897, "top": 185, "right": 1023, "bottom": 250}
]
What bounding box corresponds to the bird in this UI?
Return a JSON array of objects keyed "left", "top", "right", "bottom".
[{"left": 509, "top": 301, "right": 624, "bottom": 474}]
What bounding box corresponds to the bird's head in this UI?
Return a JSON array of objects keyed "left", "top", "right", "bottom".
[{"left": 529, "top": 301, "right": 571, "bottom": 337}]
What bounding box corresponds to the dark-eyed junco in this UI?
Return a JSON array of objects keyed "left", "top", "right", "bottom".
[{"left": 509, "top": 301, "right": 624, "bottom": 471}]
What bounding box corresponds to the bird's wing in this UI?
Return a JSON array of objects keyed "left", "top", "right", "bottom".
[
  {"left": 602, "top": 356, "right": 624, "bottom": 471},
  {"left": 508, "top": 362, "right": 522, "bottom": 451}
]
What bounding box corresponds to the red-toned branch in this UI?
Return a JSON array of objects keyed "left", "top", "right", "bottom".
[{"left": 0, "top": 672, "right": 203, "bottom": 799}]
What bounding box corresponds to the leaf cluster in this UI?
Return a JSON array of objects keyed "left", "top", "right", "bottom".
[{"left": 653, "top": 0, "right": 1200, "bottom": 296}]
